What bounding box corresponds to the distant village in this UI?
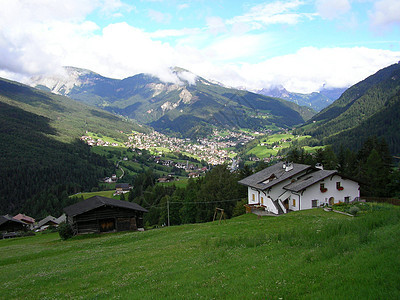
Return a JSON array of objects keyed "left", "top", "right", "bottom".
[{"left": 81, "top": 129, "right": 258, "bottom": 165}]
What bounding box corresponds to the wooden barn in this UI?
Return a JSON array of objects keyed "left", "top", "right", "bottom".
[
  {"left": 0, "top": 215, "right": 27, "bottom": 236},
  {"left": 64, "top": 196, "right": 148, "bottom": 235}
]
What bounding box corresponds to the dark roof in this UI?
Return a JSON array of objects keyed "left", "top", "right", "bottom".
[
  {"left": 0, "top": 215, "right": 26, "bottom": 226},
  {"left": 238, "top": 162, "right": 312, "bottom": 190},
  {"left": 116, "top": 183, "right": 130, "bottom": 189},
  {"left": 64, "top": 196, "right": 148, "bottom": 217},
  {"left": 283, "top": 169, "right": 337, "bottom": 192}
]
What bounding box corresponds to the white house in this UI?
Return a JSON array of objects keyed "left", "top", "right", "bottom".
[{"left": 238, "top": 162, "right": 360, "bottom": 215}]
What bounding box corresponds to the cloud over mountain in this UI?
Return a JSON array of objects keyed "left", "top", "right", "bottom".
[{"left": 0, "top": 0, "right": 399, "bottom": 94}]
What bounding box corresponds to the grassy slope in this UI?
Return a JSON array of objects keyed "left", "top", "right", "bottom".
[
  {"left": 1, "top": 208, "right": 399, "bottom": 299},
  {"left": 246, "top": 133, "right": 323, "bottom": 158}
]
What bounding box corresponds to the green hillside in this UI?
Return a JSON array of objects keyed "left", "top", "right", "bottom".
[
  {"left": 1, "top": 206, "right": 400, "bottom": 299},
  {"left": 0, "top": 77, "right": 147, "bottom": 216},
  {"left": 298, "top": 63, "right": 400, "bottom": 153}
]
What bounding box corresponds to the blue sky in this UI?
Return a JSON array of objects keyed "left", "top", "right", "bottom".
[{"left": 1, "top": 0, "right": 400, "bottom": 93}]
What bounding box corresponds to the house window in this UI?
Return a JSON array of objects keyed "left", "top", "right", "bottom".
[
  {"left": 261, "top": 197, "right": 264, "bottom": 205},
  {"left": 320, "top": 183, "right": 327, "bottom": 193},
  {"left": 312, "top": 200, "right": 318, "bottom": 208},
  {"left": 344, "top": 197, "right": 350, "bottom": 204},
  {"left": 293, "top": 198, "right": 296, "bottom": 207},
  {"left": 336, "top": 182, "right": 344, "bottom": 191},
  {"left": 252, "top": 194, "right": 255, "bottom": 202}
]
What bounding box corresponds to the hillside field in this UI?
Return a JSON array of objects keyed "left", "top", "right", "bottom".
[
  {"left": 245, "top": 133, "right": 323, "bottom": 159},
  {"left": 1, "top": 205, "right": 400, "bottom": 299}
]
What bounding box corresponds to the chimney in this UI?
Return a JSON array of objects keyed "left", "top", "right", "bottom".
[
  {"left": 315, "top": 163, "right": 323, "bottom": 170},
  {"left": 285, "top": 162, "right": 293, "bottom": 172}
]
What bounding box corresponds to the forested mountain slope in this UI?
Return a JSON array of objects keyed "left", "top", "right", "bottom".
[
  {"left": 31, "top": 67, "right": 315, "bottom": 137},
  {"left": 0, "top": 78, "right": 145, "bottom": 216},
  {"left": 298, "top": 63, "right": 400, "bottom": 153}
]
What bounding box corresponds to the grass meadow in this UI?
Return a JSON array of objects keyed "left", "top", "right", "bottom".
[{"left": 1, "top": 207, "right": 400, "bottom": 299}]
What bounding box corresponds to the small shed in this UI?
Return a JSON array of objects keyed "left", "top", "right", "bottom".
[
  {"left": 0, "top": 215, "right": 26, "bottom": 234},
  {"left": 64, "top": 196, "right": 148, "bottom": 235}
]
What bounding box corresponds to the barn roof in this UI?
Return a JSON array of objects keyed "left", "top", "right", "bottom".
[
  {"left": 283, "top": 169, "right": 337, "bottom": 192},
  {"left": 238, "top": 162, "right": 312, "bottom": 190},
  {"left": 64, "top": 196, "right": 148, "bottom": 217},
  {"left": 13, "top": 213, "right": 35, "bottom": 224},
  {"left": 0, "top": 215, "right": 26, "bottom": 226},
  {"left": 36, "top": 215, "right": 58, "bottom": 228}
]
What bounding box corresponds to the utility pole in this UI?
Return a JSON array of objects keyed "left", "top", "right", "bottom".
[{"left": 167, "top": 199, "right": 170, "bottom": 227}]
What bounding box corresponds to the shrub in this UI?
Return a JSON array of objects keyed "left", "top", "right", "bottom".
[
  {"left": 349, "top": 206, "right": 360, "bottom": 216},
  {"left": 58, "top": 222, "right": 74, "bottom": 240}
]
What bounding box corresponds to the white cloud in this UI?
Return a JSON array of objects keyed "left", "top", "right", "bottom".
[
  {"left": 203, "top": 47, "right": 400, "bottom": 93},
  {"left": 201, "top": 33, "right": 272, "bottom": 62},
  {"left": 150, "top": 28, "right": 201, "bottom": 39},
  {"left": 0, "top": 0, "right": 399, "bottom": 96},
  {"left": 316, "top": 0, "right": 351, "bottom": 20},
  {"left": 227, "top": 0, "right": 315, "bottom": 28},
  {"left": 370, "top": 0, "right": 400, "bottom": 30},
  {"left": 177, "top": 3, "right": 189, "bottom": 11},
  {"left": 206, "top": 17, "right": 227, "bottom": 35},
  {"left": 148, "top": 9, "right": 172, "bottom": 24}
]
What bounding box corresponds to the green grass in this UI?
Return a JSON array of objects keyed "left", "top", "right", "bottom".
[
  {"left": 246, "top": 133, "right": 323, "bottom": 159},
  {"left": 72, "top": 190, "right": 120, "bottom": 200},
  {"left": 1, "top": 207, "right": 400, "bottom": 299},
  {"left": 85, "top": 131, "right": 125, "bottom": 146},
  {"left": 247, "top": 145, "right": 277, "bottom": 157}
]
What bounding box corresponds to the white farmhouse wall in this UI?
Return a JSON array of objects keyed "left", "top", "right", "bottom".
[
  {"left": 300, "top": 175, "right": 360, "bottom": 209},
  {"left": 248, "top": 187, "right": 259, "bottom": 205}
]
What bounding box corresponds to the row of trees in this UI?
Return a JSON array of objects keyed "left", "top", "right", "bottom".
[
  {"left": 285, "top": 136, "right": 399, "bottom": 198},
  {"left": 128, "top": 166, "right": 249, "bottom": 227}
]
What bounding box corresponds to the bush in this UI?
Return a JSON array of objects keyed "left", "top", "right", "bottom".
[
  {"left": 58, "top": 222, "right": 74, "bottom": 240},
  {"left": 349, "top": 206, "right": 360, "bottom": 216}
]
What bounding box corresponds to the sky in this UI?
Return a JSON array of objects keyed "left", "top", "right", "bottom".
[{"left": 0, "top": 0, "right": 400, "bottom": 93}]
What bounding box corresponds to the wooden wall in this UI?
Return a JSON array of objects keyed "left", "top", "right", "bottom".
[{"left": 70, "top": 206, "right": 144, "bottom": 234}]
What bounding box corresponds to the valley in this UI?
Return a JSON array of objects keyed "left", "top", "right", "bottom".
[{"left": 1, "top": 63, "right": 400, "bottom": 222}]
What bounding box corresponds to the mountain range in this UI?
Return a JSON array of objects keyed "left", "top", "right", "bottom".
[
  {"left": 299, "top": 62, "right": 400, "bottom": 154},
  {"left": 30, "top": 67, "right": 315, "bottom": 138},
  {"left": 257, "top": 85, "right": 346, "bottom": 111}
]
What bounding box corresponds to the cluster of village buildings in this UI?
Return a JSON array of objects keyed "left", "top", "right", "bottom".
[
  {"left": 0, "top": 213, "right": 66, "bottom": 238},
  {"left": 125, "top": 129, "right": 255, "bottom": 165}
]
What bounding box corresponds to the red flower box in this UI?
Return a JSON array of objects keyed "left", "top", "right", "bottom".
[
  {"left": 337, "top": 187, "right": 344, "bottom": 191},
  {"left": 320, "top": 188, "right": 327, "bottom": 193}
]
